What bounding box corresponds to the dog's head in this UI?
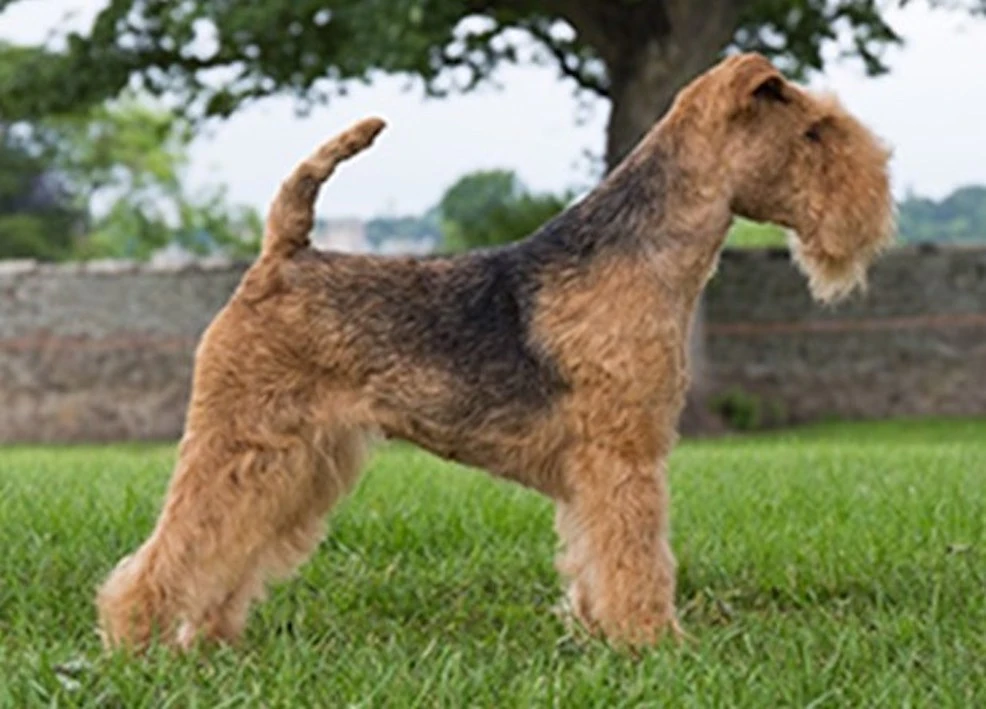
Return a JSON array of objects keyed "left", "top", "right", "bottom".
[{"left": 666, "top": 53, "right": 895, "bottom": 302}]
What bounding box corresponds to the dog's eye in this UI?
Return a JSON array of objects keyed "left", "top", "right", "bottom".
[{"left": 804, "top": 126, "right": 822, "bottom": 143}]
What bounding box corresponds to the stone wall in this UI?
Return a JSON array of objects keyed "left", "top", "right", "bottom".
[
  {"left": 0, "top": 247, "right": 983, "bottom": 443},
  {"left": 703, "top": 245, "right": 986, "bottom": 426},
  {"left": 0, "top": 259, "right": 246, "bottom": 443}
]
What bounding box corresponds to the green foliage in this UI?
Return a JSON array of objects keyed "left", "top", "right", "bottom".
[
  {"left": 0, "top": 212, "right": 76, "bottom": 260},
  {"left": 38, "top": 101, "right": 192, "bottom": 197},
  {"left": 0, "top": 419, "right": 984, "bottom": 703},
  {"left": 41, "top": 97, "right": 262, "bottom": 260},
  {"left": 365, "top": 207, "right": 441, "bottom": 250},
  {"left": 2, "top": 2, "right": 979, "bottom": 126},
  {"left": 175, "top": 189, "right": 264, "bottom": 259},
  {"left": 713, "top": 387, "right": 766, "bottom": 431},
  {"left": 0, "top": 127, "right": 82, "bottom": 260},
  {"left": 441, "top": 170, "right": 521, "bottom": 229},
  {"left": 728, "top": 184, "right": 986, "bottom": 250},
  {"left": 711, "top": 386, "right": 788, "bottom": 431},
  {"left": 72, "top": 186, "right": 262, "bottom": 261},
  {"left": 734, "top": 0, "right": 906, "bottom": 79},
  {"left": 0, "top": 96, "right": 262, "bottom": 261},
  {"left": 439, "top": 169, "right": 569, "bottom": 252},
  {"left": 897, "top": 185, "right": 986, "bottom": 244}
]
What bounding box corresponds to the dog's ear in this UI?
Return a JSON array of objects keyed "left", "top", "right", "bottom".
[
  {"left": 803, "top": 115, "right": 836, "bottom": 143},
  {"left": 787, "top": 96, "right": 895, "bottom": 302},
  {"left": 732, "top": 53, "right": 789, "bottom": 106},
  {"left": 751, "top": 75, "right": 788, "bottom": 103}
]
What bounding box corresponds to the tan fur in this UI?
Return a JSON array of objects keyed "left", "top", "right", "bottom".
[{"left": 96, "top": 55, "right": 894, "bottom": 652}]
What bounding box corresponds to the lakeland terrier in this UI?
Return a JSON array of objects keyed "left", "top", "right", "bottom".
[{"left": 97, "top": 53, "right": 894, "bottom": 650}]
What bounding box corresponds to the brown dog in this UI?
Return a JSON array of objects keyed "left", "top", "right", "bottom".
[{"left": 97, "top": 52, "right": 894, "bottom": 651}]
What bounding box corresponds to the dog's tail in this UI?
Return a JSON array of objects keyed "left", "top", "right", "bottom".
[{"left": 263, "top": 117, "right": 387, "bottom": 258}]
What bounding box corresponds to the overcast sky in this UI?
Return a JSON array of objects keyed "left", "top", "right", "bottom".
[{"left": 2, "top": 1, "right": 985, "bottom": 219}]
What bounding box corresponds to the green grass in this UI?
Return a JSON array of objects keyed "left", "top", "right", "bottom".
[
  {"left": 1, "top": 419, "right": 984, "bottom": 707},
  {"left": 725, "top": 218, "right": 788, "bottom": 249}
]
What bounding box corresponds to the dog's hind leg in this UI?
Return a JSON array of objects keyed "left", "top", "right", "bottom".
[
  {"left": 97, "top": 428, "right": 370, "bottom": 650},
  {"left": 179, "top": 427, "right": 371, "bottom": 647}
]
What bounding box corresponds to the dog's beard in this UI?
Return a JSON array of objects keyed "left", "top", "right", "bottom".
[{"left": 786, "top": 229, "right": 882, "bottom": 304}]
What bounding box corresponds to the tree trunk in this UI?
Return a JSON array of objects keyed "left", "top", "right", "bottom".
[
  {"left": 605, "top": 44, "right": 719, "bottom": 168},
  {"left": 602, "top": 2, "right": 747, "bottom": 169}
]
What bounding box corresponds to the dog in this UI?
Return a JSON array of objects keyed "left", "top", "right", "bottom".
[{"left": 96, "top": 52, "right": 894, "bottom": 651}]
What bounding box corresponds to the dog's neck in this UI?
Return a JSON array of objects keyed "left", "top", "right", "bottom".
[{"left": 573, "top": 129, "right": 735, "bottom": 302}]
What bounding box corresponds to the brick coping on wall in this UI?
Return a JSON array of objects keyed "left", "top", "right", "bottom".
[
  {"left": 1, "top": 242, "right": 982, "bottom": 274},
  {"left": 0, "top": 256, "right": 252, "bottom": 276},
  {"left": 718, "top": 243, "right": 986, "bottom": 261}
]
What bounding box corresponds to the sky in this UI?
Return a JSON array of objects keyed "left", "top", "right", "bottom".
[{"left": 2, "top": 1, "right": 985, "bottom": 220}]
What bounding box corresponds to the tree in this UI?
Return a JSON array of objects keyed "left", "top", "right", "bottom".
[
  {"left": 438, "top": 169, "right": 569, "bottom": 251},
  {"left": 1, "top": 2, "right": 982, "bottom": 172},
  {"left": 897, "top": 185, "right": 986, "bottom": 244},
  {"left": 365, "top": 207, "right": 442, "bottom": 250},
  {"left": 38, "top": 97, "right": 262, "bottom": 260},
  {"left": 0, "top": 95, "right": 261, "bottom": 261},
  {"left": 0, "top": 125, "right": 82, "bottom": 260}
]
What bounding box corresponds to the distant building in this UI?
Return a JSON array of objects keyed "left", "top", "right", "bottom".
[
  {"left": 376, "top": 237, "right": 437, "bottom": 255},
  {"left": 149, "top": 216, "right": 437, "bottom": 264},
  {"left": 311, "top": 217, "right": 371, "bottom": 252},
  {"left": 149, "top": 241, "right": 198, "bottom": 267},
  {"left": 316, "top": 216, "right": 440, "bottom": 255}
]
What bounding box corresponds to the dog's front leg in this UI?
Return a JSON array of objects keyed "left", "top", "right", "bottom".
[{"left": 556, "top": 448, "right": 681, "bottom": 648}]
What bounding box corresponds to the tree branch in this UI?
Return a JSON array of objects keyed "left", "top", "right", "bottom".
[{"left": 521, "top": 17, "right": 609, "bottom": 96}]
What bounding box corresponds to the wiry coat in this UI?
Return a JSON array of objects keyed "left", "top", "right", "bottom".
[{"left": 97, "top": 53, "right": 894, "bottom": 651}]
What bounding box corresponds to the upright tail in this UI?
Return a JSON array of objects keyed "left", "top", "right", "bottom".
[{"left": 263, "top": 116, "right": 387, "bottom": 258}]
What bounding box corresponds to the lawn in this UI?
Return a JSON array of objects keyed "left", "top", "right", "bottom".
[{"left": 0, "top": 419, "right": 983, "bottom": 707}]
